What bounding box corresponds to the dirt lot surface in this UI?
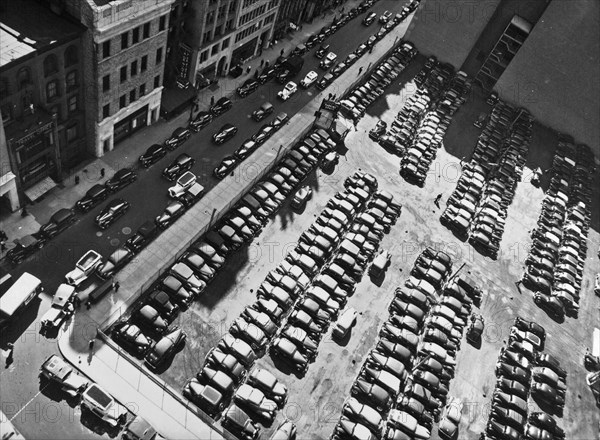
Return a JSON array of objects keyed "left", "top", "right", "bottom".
[{"left": 156, "top": 55, "right": 600, "bottom": 439}]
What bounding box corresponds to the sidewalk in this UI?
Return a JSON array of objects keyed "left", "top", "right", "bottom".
[{"left": 0, "top": 0, "right": 364, "bottom": 262}]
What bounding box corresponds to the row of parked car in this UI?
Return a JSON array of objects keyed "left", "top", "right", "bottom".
[
  {"left": 109, "top": 128, "right": 338, "bottom": 377},
  {"left": 331, "top": 247, "right": 485, "bottom": 440},
  {"left": 485, "top": 318, "right": 567, "bottom": 440},
  {"left": 441, "top": 101, "right": 533, "bottom": 258},
  {"left": 340, "top": 41, "right": 417, "bottom": 124},
  {"left": 523, "top": 138, "right": 594, "bottom": 319}
]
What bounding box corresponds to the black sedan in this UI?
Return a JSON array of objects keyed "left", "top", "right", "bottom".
[
  {"left": 235, "top": 140, "right": 260, "bottom": 160},
  {"left": 189, "top": 111, "right": 213, "bottom": 132},
  {"left": 76, "top": 184, "right": 109, "bottom": 212},
  {"left": 139, "top": 144, "right": 167, "bottom": 167},
  {"left": 155, "top": 201, "right": 185, "bottom": 229},
  {"left": 162, "top": 154, "right": 195, "bottom": 181},
  {"left": 316, "top": 73, "right": 334, "bottom": 90},
  {"left": 237, "top": 79, "right": 259, "bottom": 97},
  {"left": 213, "top": 124, "right": 238, "bottom": 145},
  {"left": 257, "top": 66, "right": 277, "bottom": 84},
  {"left": 6, "top": 235, "right": 43, "bottom": 265},
  {"left": 210, "top": 97, "right": 232, "bottom": 116},
  {"left": 105, "top": 168, "right": 137, "bottom": 192},
  {"left": 112, "top": 323, "right": 152, "bottom": 357},
  {"left": 95, "top": 199, "right": 130, "bottom": 230},
  {"left": 214, "top": 155, "right": 239, "bottom": 179}
]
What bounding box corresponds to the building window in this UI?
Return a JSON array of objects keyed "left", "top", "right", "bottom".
[
  {"left": 140, "top": 56, "right": 148, "bottom": 73},
  {"left": 66, "top": 70, "right": 78, "bottom": 90},
  {"left": 121, "top": 32, "right": 129, "bottom": 50},
  {"left": 66, "top": 124, "right": 78, "bottom": 143},
  {"left": 17, "top": 67, "right": 32, "bottom": 90},
  {"left": 102, "top": 74, "right": 110, "bottom": 92},
  {"left": 44, "top": 54, "right": 59, "bottom": 77},
  {"left": 206, "top": 11, "right": 215, "bottom": 24},
  {"left": 212, "top": 44, "right": 219, "bottom": 56},
  {"left": 102, "top": 40, "right": 111, "bottom": 58},
  {"left": 129, "top": 89, "right": 136, "bottom": 103},
  {"left": 132, "top": 27, "right": 140, "bottom": 44},
  {"left": 159, "top": 15, "right": 167, "bottom": 31},
  {"left": 215, "top": 25, "right": 222, "bottom": 36},
  {"left": 102, "top": 104, "right": 110, "bottom": 119},
  {"left": 131, "top": 60, "right": 138, "bottom": 76},
  {"left": 200, "top": 50, "right": 208, "bottom": 63},
  {"left": 218, "top": 5, "right": 226, "bottom": 19},
  {"left": 203, "top": 31, "right": 211, "bottom": 44},
  {"left": 46, "top": 80, "right": 58, "bottom": 100},
  {"left": 139, "top": 83, "right": 146, "bottom": 96},
  {"left": 229, "top": 1, "right": 237, "bottom": 13},
  {"left": 120, "top": 66, "right": 127, "bottom": 83},
  {"left": 264, "top": 12, "right": 275, "bottom": 24},
  {"left": 68, "top": 95, "right": 78, "bottom": 113},
  {"left": 222, "top": 38, "right": 230, "bottom": 50},
  {"left": 119, "top": 94, "right": 126, "bottom": 109},
  {"left": 226, "top": 19, "right": 234, "bottom": 31},
  {"left": 154, "top": 75, "right": 161, "bottom": 88},
  {"left": 64, "top": 45, "right": 78, "bottom": 67},
  {"left": 143, "top": 22, "right": 150, "bottom": 38},
  {"left": 156, "top": 47, "right": 163, "bottom": 64}
]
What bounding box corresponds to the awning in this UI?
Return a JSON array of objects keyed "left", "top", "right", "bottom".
[{"left": 24, "top": 176, "right": 57, "bottom": 202}]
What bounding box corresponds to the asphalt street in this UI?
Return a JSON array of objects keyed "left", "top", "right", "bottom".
[{"left": 0, "top": 2, "right": 404, "bottom": 438}]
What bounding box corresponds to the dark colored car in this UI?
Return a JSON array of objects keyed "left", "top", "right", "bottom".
[
  {"left": 97, "top": 247, "right": 133, "bottom": 279},
  {"left": 257, "top": 66, "right": 277, "bottom": 84},
  {"left": 235, "top": 140, "right": 259, "bottom": 160},
  {"left": 165, "top": 127, "right": 191, "bottom": 150},
  {"left": 135, "top": 305, "right": 169, "bottom": 335},
  {"left": 94, "top": 199, "right": 130, "bottom": 229},
  {"left": 189, "top": 111, "right": 213, "bottom": 132},
  {"left": 252, "top": 102, "right": 274, "bottom": 122},
  {"left": 213, "top": 123, "right": 238, "bottom": 144},
  {"left": 125, "top": 220, "right": 158, "bottom": 253},
  {"left": 237, "top": 79, "right": 260, "bottom": 97},
  {"left": 144, "top": 326, "right": 186, "bottom": 370},
  {"left": 316, "top": 73, "right": 334, "bottom": 90},
  {"left": 76, "top": 184, "right": 109, "bottom": 212},
  {"left": 105, "top": 168, "right": 137, "bottom": 192},
  {"left": 214, "top": 155, "right": 239, "bottom": 179},
  {"left": 146, "top": 290, "right": 179, "bottom": 320},
  {"left": 6, "top": 235, "right": 43, "bottom": 264},
  {"left": 155, "top": 201, "right": 186, "bottom": 229},
  {"left": 350, "top": 379, "right": 391, "bottom": 412},
  {"left": 139, "top": 144, "right": 167, "bottom": 167},
  {"left": 363, "top": 12, "right": 376, "bottom": 25},
  {"left": 38, "top": 208, "right": 76, "bottom": 239},
  {"left": 163, "top": 154, "right": 195, "bottom": 181},
  {"left": 210, "top": 97, "right": 232, "bottom": 116},
  {"left": 270, "top": 112, "right": 290, "bottom": 130},
  {"left": 330, "top": 62, "right": 347, "bottom": 77},
  {"left": 315, "top": 44, "right": 330, "bottom": 58},
  {"left": 112, "top": 323, "right": 151, "bottom": 357}
]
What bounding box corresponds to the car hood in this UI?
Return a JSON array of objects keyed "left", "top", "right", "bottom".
[
  {"left": 65, "top": 268, "right": 86, "bottom": 285},
  {"left": 63, "top": 372, "right": 89, "bottom": 393}
]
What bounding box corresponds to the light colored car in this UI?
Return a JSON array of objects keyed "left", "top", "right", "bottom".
[
  {"left": 234, "top": 384, "right": 278, "bottom": 422},
  {"left": 343, "top": 397, "right": 383, "bottom": 432},
  {"left": 40, "top": 354, "right": 89, "bottom": 397},
  {"left": 247, "top": 368, "right": 288, "bottom": 407},
  {"left": 370, "top": 250, "right": 391, "bottom": 277},
  {"left": 270, "top": 419, "right": 296, "bottom": 440},
  {"left": 40, "top": 283, "right": 76, "bottom": 332},
  {"left": 65, "top": 250, "right": 103, "bottom": 286},
  {"left": 320, "top": 52, "right": 337, "bottom": 69},
  {"left": 81, "top": 383, "right": 127, "bottom": 426},
  {"left": 300, "top": 71, "right": 318, "bottom": 88},
  {"left": 291, "top": 186, "right": 313, "bottom": 209},
  {"left": 333, "top": 307, "right": 358, "bottom": 339},
  {"left": 278, "top": 81, "right": 298, "bottom": 100},
  {"left": 168, "top": 171, "right": 197, "bottom": 198}
]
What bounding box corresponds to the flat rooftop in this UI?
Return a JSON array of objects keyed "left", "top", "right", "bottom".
[{"left": 0, "top": 0, "right": 85, "bottom": 68}]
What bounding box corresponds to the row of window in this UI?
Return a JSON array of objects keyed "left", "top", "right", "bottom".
[
  {"left": 46, "top": 70, "right": 78, "bottom": 100},
  {"left": 202, "top": 19, "right": 235, "bottom": 44},
  {"left": 239, "top": 4, "right": 266, "bottom": 26},
  {"left": 100, "top": 15, "right": 167, "bottom": 59},
  {"left": 234, "top": 21, "right": 262, "bottom": 43},
  {"left": 0, "top": 46, "right": 79, "bottom": 99},
  {"left": 102, "top": 75, "right": 160, "bottom": 120},
  {"left": 199, "top": 37, "right": 232, "bottom": 63},
  {"left": 242, "top": 0, "right": 259, "bottom": 8}
]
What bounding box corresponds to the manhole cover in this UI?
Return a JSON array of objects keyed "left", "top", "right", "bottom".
[
  {"left": 122, "top": 226, "right": 132, "bottom": 235},
  {"left": 96, "top": 231, "right": 103, "bottom": 237},
  {"left": 110, "top": 238, "right": 120, "bottom": 246}
]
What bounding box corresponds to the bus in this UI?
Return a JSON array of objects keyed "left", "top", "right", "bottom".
[{"left": 0, "top": 272, "right": 43, "bottom": 328}]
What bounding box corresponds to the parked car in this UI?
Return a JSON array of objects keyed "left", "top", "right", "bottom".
[
  {"left": 237, "top": 78, "right": 260, "bottom": 97},
  {"left": 145, "top": 326, "right": 186, "bottom": 370},
  {"left": 80, "top": 384, "right": 126, "bottom": 427},
  {"left": 315, "top": 44, "right": 330, "bottom": 58},
  {"left": 94, "top": 199, "right": 130, "bottom": 229},
  {"left": 135, "top": 305, "right": 169, "bottom": 334},
  {"left": 333, "top": 307, "right": 358, "bottom": 339},
  {"left": 64, "top": 250, "right": 103, "bottom": 286},
  {"left": 247, "top": 368, "right": 287, "bottom": 407},
  {"left": 234, "top": 384, "right": 278, "bottom": 422},
  {"left": 270, "top": 112, "right": 290, "bottom": 130},
  {"left": 183, "top": 379, "right": 225, "bottom": 418},
  {"left": 139, "top": 144, "right": 167, "bottom": 167},
  {"left": 291, "top": 186, "right": 312, "bottom": 209},
  {"left": 379, "top": 10, "right": 392, "bottom": 23},
  {"left": 76, "top": 184, "right": 109, "bottom": 212},
  {"left": 38, "top": 208, "right": 76, "bottom": 239},
  {"left": 189, "top": 111, "right": 213, "bottom": 132},
  {"left": 222, "top": 405, "right": 260, "bottom": 440},
  {"left": 316, "top": 73, "right": 334, "bottom": 90},
  {"left": 155, "top": 201, "right": 185, "bottom": 229},
  {"left": 112, "top": 323, "right": 152, "bottom": 357},
  {"left": 210, "top": 97, "right": 233, "bottom": 116},
  {"left": 105, "top": 168, "right": 136, "bottom": 192},
  {"left": 6, "top": 235, "right": 43, "bottom": 264},
  {"left": 40, "top": 354, "right": 89, "bottom": 397},
  {"left": 363, "top": 12, "right": 376, "bottom": 25},
  {"left": 125, "top": 220, "right": 158, "bottom": 253},
  {"left": 300, "top": 71, "right": 318, "bottom": 88},
  {"left": 278, "top": 81, "right": 298, "bottom": 100},
  {"left": 164, "top": 126, "right": 191, "bottom": 150},
  {"left": 320, "top": 52, "right": 337, "bottom": 69},
  {"left": 163, "top": 154, "right": 195, "bottom": 181},
  {"left": 213, "top": 123, "right": 238, "bottom": 144},
  {"left": 252, "top": 102, "right": 274, "bottom": 122},
  {"left": 270, "top": 337, "right": 309, "bottom": 374}
]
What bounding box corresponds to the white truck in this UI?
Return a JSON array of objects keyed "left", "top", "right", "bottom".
[
  {"left": 168, "top": 171, "right": 197, "bottom": 198},
  {"left": 40, "top": 283, "right": 76, "bottom": 332},
  {"left": 65, "top": 250, "right": 103, "bottom": 286}
]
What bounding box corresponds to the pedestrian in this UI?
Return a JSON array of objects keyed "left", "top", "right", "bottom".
[
  {"left": 434, "top": 193, "right": 442, "bottom": 208},
  {"left": 328, "top": 93, "right": 332, "bottom": 100},
  {"left": 5, "top": 342, "right": 14, "bottom": 368},
  {"left": 88, "top": 339, "right": 95, "bottom": 351},
  {"left": 100, "top": 168, "right": 105, "bottom": 178},
  {"left": 332, "top": 93, "right": 336, "bottom": 100},
  {"left": 73, "top": 295, "right": 81, "bottom": 309},
  {"left": 280, "top": 48, "right": 284, "bottom": 56},
  {"left": 369, "top": 46, "right": 374, "bottom": 54},
  {"left": 117, "top": 413, "right": 127, "bottom": 426},
  {"left": 0, "top": 230, "right": 7, "bottom": 242},
  {"left": 254, "top": 70, "right": 259, "bottom": 79},
  {"left": 260, "top": 59, "right": 264, "bottom": 67},
  {"left": 0, "top": 241, "right": 5, "bottom": 251},
  {"left": 357, "top": 66, "right": 364, "bottom": 75},
  {"left": 246, "top": 65, "right": 251, "bottom": 74},
  {"left": 210, "top": 95, "right": 215, "bottom": 106},
  {"left": 113, "top": 281, "right": 120, "bottom": 292},
  {"left": 75, "top": 175, "right": 80, "bottom": 185},
  {"left": 21, "top": 206, "right": 28, "bottom": 217},
  {"left": 85, "top": 300, "right": 91, "bottom": 310},
  {"left": 265, "top": 60, "right": 270, "bottom": 68}
]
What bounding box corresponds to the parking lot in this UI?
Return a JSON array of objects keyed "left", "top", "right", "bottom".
[{"left": 125, "top": 50, "right": 600, "bottom": 440}]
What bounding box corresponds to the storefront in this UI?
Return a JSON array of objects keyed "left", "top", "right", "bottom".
[{"left": 114, "top": 105, "right": 148, "bottom": 144}]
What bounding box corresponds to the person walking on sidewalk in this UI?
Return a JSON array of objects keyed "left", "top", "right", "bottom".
[
  {"left": 100, "top": 168, "right": 105, "bottom": 178},
  {"left": 246, "top": 65, "right": 251, "bottom": 74},
  {"left": 357, "top": 66, "right": 364, "bottom": 76},
  {"left": 5, "top": 343, "right": 14, "bottom": 368},
  {"left": 260, "top": 59, "right": 264, "bottom": 67},
  {"left": 88, "top": 339, "right": 95, "bottom": 352},
  {"left": 210, "top": 96, "right": 215, "bottom": 106},
  {"left": 113, "top": 280, "right": 120, "bottom": 292},
  {"left": 280, "top": 48, "right": 284, "bottom": 56},
  {"left": 434, "top": 193, "right": 443, "bottom": 208}
]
